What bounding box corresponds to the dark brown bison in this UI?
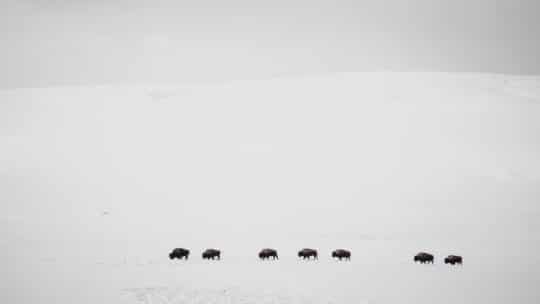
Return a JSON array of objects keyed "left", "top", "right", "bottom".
[
  {"left": 259, "top": 248, "right": 278, "bottom": 260},
  {"left": 332, "top": 249, "right": 351, "bottom": 261},
  {"left": 298, "top": 248, "right": 318, "bottom": 260},
  {"left": 169, "top": 248, "right": 190, "bottom": 260},
  {"left": 414, "top": 252, "right": 434, "bottom": 264},
  {"left": 202, "top": 248, "right": 221, "bottom": 260},
  {"left": 444, "top": 255, "right": 463, "bottom": 265}
]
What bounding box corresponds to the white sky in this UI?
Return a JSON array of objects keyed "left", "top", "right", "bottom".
[{"left": 1, "top": 0, "right": 539, "bottom": 88}]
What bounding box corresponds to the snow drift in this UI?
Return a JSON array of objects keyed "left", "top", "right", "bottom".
[{"left": 1, "top": 72, "right": 539, "bottom": 303}]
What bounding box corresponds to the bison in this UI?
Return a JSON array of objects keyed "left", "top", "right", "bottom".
[
  {"left": 202, "top": 248, "right": 221, "bottom": 260},
  {"left": 259, "top": 248, "right": 278, "bottom": 260},
  {"left": 444, "top": 255, "right": 463, "bottom": 265},
  {"left": 169, "top": 248, "right": 190, "bottom": 260},
  {"left": 414, "top": 252, "right": 434, "bottom": 264},
  {"left": 298, "top": 248, "right": 318, "bottom": 260},
  {"left": 332, "top": 249, "right": 351, "bottom": 261}
]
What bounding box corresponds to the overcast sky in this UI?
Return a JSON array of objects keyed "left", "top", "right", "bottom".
[{"left": 1, "top": 0, "right": 539, "bottom": 88}]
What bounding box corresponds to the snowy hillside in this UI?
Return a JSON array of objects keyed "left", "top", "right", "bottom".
[{"left": 2, "top": 72, "right": 540, "bottom": 303}]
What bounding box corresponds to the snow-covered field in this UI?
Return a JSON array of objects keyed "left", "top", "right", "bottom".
[{"left": 2, "top": 72, "right": 540, "bottom": 303}]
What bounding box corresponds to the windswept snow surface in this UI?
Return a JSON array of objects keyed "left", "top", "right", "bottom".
[{"left": 2, "top": 72, "right": 540, "bottom": 303}]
